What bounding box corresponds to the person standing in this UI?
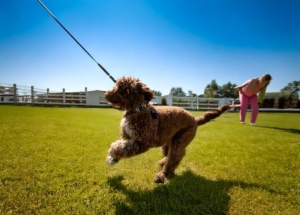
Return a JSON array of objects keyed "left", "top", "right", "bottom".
[{"left": 235, "top": 74, "right": 272, "bottom": 126}]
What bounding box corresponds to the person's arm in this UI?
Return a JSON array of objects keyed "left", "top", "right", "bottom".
[
  {"left": 236, "top": 79, "right": 257, "bottom": 94},
  {"left": 235, "top": 79, "right": 251, "bottom": 91},
  {"left": 258, "top": 85, "right": 267, "bottom": 102}
]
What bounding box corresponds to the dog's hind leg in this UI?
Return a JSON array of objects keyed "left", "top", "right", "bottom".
[
  {"left": 106, "top": 139, "right": 150, "bottom": 165},
  {"left": 154, "top": 126, "right": 197, "bottom": 183}
]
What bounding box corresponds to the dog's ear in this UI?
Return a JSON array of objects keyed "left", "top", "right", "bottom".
[{"left": 144, "top": 87, "right": 154, "bottom": 101}]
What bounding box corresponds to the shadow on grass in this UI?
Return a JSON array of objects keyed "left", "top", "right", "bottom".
[
  {"left": 107, "top": 170, "right": 276, "bottom": 215},
  {"left": 259, "top": 126, "right": 300, "bottom": 135}
]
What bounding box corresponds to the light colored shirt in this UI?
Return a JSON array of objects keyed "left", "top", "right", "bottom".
[{"left": 235, "top": 78, "right": 268, "bottom": 102}]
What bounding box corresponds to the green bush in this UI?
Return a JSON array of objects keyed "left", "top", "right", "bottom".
[{"left": 262, "top": 98, "right": 275, "bottom": 108}]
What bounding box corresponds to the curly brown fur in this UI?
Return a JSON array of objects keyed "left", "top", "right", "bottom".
[
  {"left": 196, "top": 105, "right": 231, "bottom": 126},
  {"left": 105, "top": 76, "right": 154, "bottom": 110},
  {"left": 105, "top": 77, "right": 231, "bottom": 183}
]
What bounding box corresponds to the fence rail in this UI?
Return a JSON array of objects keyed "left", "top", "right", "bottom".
[
  {"left": 0, "top": 84, "right": 92, "bottom": 106},
  {"left": 0, "top": 83, "right": 237, "bottom": 109},
  {"left": 3, "top": 83, "right": 298, "bottom": 110}
]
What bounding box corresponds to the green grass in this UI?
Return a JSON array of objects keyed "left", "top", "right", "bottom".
[{"left": 0, "top": 105, "right": 299, "bottom": 214}]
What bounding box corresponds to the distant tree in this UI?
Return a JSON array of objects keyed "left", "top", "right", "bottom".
[
  {"left": 281, "top": 80, "right": 300, "bottom": 93},
  {"left": 198, "top": 94, "right": 205, "bottom": 98},
  {"left": 279, "top": 80, "right": 300, "bottom": 102},
  {"left": 161, "top": 97, "right": 167, "bottom": 105},
  {"left": 203, "top": 80, "right": 220, "bottom": 98},
  {"left": 218, "top": 82, "right": 239, "bottom": 98},
  {"left": 188, "top": 90, "right": 197, "bottom": 97},
  {"left": 170, "top": 87, "right": 186, "bottom": 97},
  {"left": 152, "top": 90, "right": 162, "bottom": 96}
]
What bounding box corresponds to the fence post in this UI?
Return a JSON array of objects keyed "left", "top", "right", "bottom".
[
  {"left": 31, "top": 86, "right": 34, "bottom": 105},
  {"left": 218, "top": 98, "right": 223, "bottom": 106},
  {"left": 85, "top": 87, "right": 88, "bottom": 106},
  {"left": 13, "top": 84, "right": 17, "bottom": 105},
  {"left": 63, "top": 88, "right": 65, "bottom": 105},
  {"left": 165, "top": 95, "right": 173, "bottom": 106},
  {"left": 47, "top": 88, "right": 49, "bottom": 103}
]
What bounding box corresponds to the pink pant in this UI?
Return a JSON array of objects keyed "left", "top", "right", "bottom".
[{"left": 239, "top": 92, "right": 259, "bottom": 123}]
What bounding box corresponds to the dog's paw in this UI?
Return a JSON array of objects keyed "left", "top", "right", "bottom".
[
  {"left": 106, "top": 155, "right": 118, "bottom": 166},
  {"left": 157, "top": 157, "right": 168, "bottom": 168},
  {"left": 154, "top": 172, "right": 167, "bottom": 183}
]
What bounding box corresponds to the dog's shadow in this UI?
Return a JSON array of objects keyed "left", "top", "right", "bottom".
[{"left": 107, "top": 170, "right": 276, "bottom": 214}]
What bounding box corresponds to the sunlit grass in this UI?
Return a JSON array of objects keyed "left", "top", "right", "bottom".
[{"left": 0, "top": 105, "right": 299, "bottom": 214}]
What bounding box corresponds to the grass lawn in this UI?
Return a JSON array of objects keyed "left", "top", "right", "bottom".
[{"left": 0, "top": 105, "right": 299, "bottom": 214}]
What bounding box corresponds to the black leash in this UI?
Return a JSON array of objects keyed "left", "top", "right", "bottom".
[{"left": 37, "top": 0, "right": 116, "bottom": 83}]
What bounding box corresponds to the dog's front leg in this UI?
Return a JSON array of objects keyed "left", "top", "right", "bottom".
[{"left": 106, "top": 139, "right": 150, "bottom": 165}]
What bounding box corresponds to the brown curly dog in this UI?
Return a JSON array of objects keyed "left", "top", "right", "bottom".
[{"left": 105, "top": 77, "right": 231, "bottom": 183}]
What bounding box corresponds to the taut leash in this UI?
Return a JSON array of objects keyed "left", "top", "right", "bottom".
[{"left": 37, "top": 0, "right": 116, "bottom": 83}]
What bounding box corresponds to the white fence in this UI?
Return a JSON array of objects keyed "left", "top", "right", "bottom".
[
  {"left": 0, "top": 84, "right": 234, "bottom": 109},
  {"left": 0, "top": 84, "right": 91, "bottom": 106},
  {"left": 151, "top": 95, "right": 234, "bottom": 109}
]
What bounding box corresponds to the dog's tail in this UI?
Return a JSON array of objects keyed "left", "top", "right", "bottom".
[{"left": 195, "top": 104, "right": 231, "bottom": 126}]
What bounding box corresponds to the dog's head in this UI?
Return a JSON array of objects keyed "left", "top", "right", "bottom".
[{"left": 105, "top": 77, "right": 154, "bottom": 110}]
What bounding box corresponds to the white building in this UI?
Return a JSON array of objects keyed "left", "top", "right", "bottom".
[
  {"left": 86, "top": 90, "right": 107, "bottom": 106},
  {"left": 0, "top": 86, "right": 17, "bottom": 102}
]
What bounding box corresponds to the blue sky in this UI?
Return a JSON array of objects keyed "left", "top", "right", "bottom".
[{"left": 1, "top": 0, "right": 299, "bottom": 95}]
